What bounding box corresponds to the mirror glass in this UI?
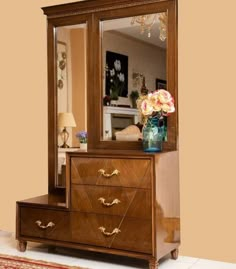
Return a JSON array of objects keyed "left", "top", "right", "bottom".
[
  {"left": 56, "top": 23, "right": 87, "bottom": 187},
  {"left": 101, "top": 12, "right": 167, "bottom": 141}
]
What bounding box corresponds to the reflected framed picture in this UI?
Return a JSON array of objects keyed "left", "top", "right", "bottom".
[
  {"left": 156, "top": 78, "right": 167, "bottom": 90},
  {"left": 57, "top": 41, "right": 68, "bottom": 112},
  {"left": 105, "top": 51, "right": 128, "bottom": 97}
]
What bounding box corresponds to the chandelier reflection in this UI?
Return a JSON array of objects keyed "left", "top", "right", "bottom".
[{"left": 131, "top": 12, "right": 167, "bottom": 41}]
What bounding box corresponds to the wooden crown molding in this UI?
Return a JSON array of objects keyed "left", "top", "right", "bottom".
[{"left": 42, "top": 0, "right": 173, "bottom": 19}]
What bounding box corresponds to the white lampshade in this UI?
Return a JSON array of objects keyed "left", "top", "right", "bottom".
[{"left": 58, "top": 112, "right": 76, "bottom": 128}]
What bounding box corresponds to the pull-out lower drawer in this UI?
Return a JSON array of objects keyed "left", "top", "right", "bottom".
[
  {"left": 20, "top": 207, "right": 70, "bottom": 241},
  {"left": 71, "top": 212, "right": 152, "bottom": 254}
]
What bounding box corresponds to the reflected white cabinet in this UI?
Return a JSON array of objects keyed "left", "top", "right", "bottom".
[{"left": 103, "top": 106, "right": 140, "bottom": 140}]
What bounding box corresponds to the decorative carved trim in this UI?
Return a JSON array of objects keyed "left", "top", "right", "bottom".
[{"left": 43, "top": 0, "right": 170, "bottom": 19}]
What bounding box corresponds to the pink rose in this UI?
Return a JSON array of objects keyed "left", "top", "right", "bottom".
[
  {"left": 141, "top": 99, "right": 153, "bottom": 116},
  {"left": 162, "top": 102, "right": 175, "bottom": 114}
]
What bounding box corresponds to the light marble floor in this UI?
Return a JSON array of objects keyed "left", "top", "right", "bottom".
[{"left": 0, "top": 231, "right": 235, "bottom": 269}]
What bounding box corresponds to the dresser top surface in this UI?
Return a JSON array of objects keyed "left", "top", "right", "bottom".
[
  {"left": 67, "top": 149, "right": 177, "bottom": 158},
  {"left": 17, "top": 194, "right": 67, "bottom": 209}
]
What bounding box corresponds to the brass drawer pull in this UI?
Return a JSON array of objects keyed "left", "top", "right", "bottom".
[
  {"left": 98, "top": 197, "right": 121, "bottom": 207},
  {"left": 35, "top": 220, "right": 55, "bottom": 229},
  {"left": 98, "top": 226, "right": 121, "bottom": 236},
  {"left": 98, "top": 169, "right": 120, "bottom": 178}
]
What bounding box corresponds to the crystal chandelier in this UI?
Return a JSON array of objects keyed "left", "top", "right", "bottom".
[
  {"left": 131, "top": 12, "right": 167, "bottom": 41},
  {"left": 158, "top": 12, "right": 167, "bottom": 41},
  {"left": 131, "top": 14, "right": 157, "bottom": 38}
]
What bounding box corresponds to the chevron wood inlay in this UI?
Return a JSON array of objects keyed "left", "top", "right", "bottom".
[
  {"left": 70, "top": 212, "right": 152, "bottom": 253},
  {"left": 71, "top": 212, "right": 122, "bottom": 248},
  {"left": 71, "top": 185, "right": 151, "bottom": 219},
  {"left": 70, "top": 156, "right": 153, "bottom": 253},
  {"left": 71, "top": 157, "right": 151, "bottom": 188}
]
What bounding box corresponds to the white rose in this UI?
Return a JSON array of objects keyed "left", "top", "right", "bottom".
[
  {"left": 118, "top": 73, "right": 125, "bottom": 82},
  {"left": 114, "top": 60, "right": 121, "bottom": 71},
  {"left": 110, "top": 69, "right": 115, "bottom": 76},
  {"left": 158, "top": 89, "right": 172, "bottom": 104},
  {"left": 153, "top": 102, "right": 162, "bottom": 112}
]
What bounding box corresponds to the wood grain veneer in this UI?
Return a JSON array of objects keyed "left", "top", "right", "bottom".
[
  {"left": 20, "top": 207, "right": 70, "bottom": 241},
  {"left": 71, "top": 157, "right": 151, "bottom": 188},
  {"left": 71, "top": 212, "right": 152, "bottom": 253},
  {"left": 16, "top": 151, "right": 180, "bottom": 269},
  {"left": 71, "top": 185, "right": 151, "bottom": 218}
]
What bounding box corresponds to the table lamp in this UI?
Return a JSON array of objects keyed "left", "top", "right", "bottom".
[{"left": 58, "top": 112, "right": 76, "bottom": 148}]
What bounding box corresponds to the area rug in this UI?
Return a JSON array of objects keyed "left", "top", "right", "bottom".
[{"left": 0, "top": 253, "right": 87, "bottom": 269}]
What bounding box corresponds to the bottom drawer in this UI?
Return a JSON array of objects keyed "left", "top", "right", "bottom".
[
  {"left": 71, "top": 212, "right": 152, "bottom": 254},
  {"left": 20, "top": 207, "right": 70, "bottom": 241}
]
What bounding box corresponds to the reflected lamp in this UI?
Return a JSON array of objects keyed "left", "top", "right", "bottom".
[{"left": 58, "top": 112, "right": 76, "bottom": 148}]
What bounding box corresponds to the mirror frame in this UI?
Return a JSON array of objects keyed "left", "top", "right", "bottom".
[
  {"left": 90, "top": 0, "right": 178, "bottom": 151},
  {"left": 41, "top": 9, "right": 93, "bottom": 192},
  {"left": 42, "top": 0, "right": 178, "bottom": 192}
]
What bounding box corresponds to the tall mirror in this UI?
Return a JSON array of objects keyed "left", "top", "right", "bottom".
[
  {"left": 56, "top": 23, "right": 87, "bottom": 187},
  {"left": 43, "top": 0, "right": 177, "bottom": 190},
  {"left": 101, "top": 12, "right": 167, "bottom": 142}
]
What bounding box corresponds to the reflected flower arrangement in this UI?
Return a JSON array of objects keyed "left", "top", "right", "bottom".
[{"left": 76, "top": 131, "right": 87, "bottom": 144}]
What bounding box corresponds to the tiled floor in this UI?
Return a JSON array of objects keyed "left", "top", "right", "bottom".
[{"left": 0, "top": 231, "right": 235, "bottom": 269}]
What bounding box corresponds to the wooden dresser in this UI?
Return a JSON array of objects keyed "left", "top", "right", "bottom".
[
  {"left": 16, "top": 150, "right": 180, "bottom": 269},
  {"left": 16, "top": 1, "right": 179, "bottom": 267}
]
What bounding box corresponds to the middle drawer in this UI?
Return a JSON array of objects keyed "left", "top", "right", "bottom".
[{"left": 71, "top": 184, "right": 151, "bottom": 219}]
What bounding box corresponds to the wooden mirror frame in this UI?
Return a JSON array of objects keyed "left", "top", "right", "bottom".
[
  {"left": 42, "top": 0, "right": 178, "bottom": 192},
  {"left": 89, "top": 0, "right": 178, "bottom": 151},
  {"left": 41, "top": 9, "right": 93, "bottom": 192}
]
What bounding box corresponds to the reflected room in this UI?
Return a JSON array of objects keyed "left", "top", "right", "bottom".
[
  {"left": 101, "top": 13, "right": 167, "bottom": 141},
  {"left": 56, "top": 23, "right": 87, "bottom": 186}
]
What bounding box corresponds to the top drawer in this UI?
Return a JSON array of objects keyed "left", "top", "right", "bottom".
[{"left": 71, "top": 157, "right": 151, "bottom": 188}]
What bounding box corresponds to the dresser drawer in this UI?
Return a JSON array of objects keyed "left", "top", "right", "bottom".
[
  {"left": 71, "top": 212, "right": 152, "bottom": 254},
  {"left": 20, "top": 207, "right": 70, "bottom": 241},
  {"left": 71, "top": 185, "right": 151, "bottom": 219},
  {"left": 71, "top": 157, "right": 151, "bottom": 188}
]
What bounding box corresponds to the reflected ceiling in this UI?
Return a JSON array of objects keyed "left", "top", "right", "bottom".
[{"left": 102, "top": 15, "right": 166, "bottom": 48}]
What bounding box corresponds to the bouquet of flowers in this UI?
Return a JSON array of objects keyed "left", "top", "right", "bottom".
[
  {"left": 76, "top": 131, "right": 87, "bottom": 144},
  {"left": 137, "top": 89, "right": 175, "bottom": 124}
]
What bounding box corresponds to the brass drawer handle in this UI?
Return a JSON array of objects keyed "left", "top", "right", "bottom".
[
  {"left": 98, "top": 226, "right": 121, "bottom": 237},
  {"left": 35, "top": 220, "right": 55, "bottom": 229},
  {"left": 98, "top": 197, "right": 121, "bottom": 207},
  {"left": 98, "top": 169, "right": 120, "bottom": 178}
]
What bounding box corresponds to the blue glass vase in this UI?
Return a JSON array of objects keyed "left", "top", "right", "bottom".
[{"left": 142, "top": 117, "right": 164, "bottom": 152}]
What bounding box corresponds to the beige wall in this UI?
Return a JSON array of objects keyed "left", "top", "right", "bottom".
[
  {"left": 56, "top": 27, "right": 87, "bottom": 147},
  {"left": 103, "top": 31, "right": 166, "bottom": 106},
  {"left": 0, "top": 0, "right": 236, "bottom": 264},
  {"left": 71, "top": 28, "right": 87, "bottom": 146}
]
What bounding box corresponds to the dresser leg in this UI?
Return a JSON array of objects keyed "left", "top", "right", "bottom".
[
  {"left": 17, "top": 240, "right": 27, "bottom": 252},
  {"left": 171, "top": 248, "right": 179, "bottom": 260},
  {"left": 149, "top": 258, "right": 159, "bottom": 269}
]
